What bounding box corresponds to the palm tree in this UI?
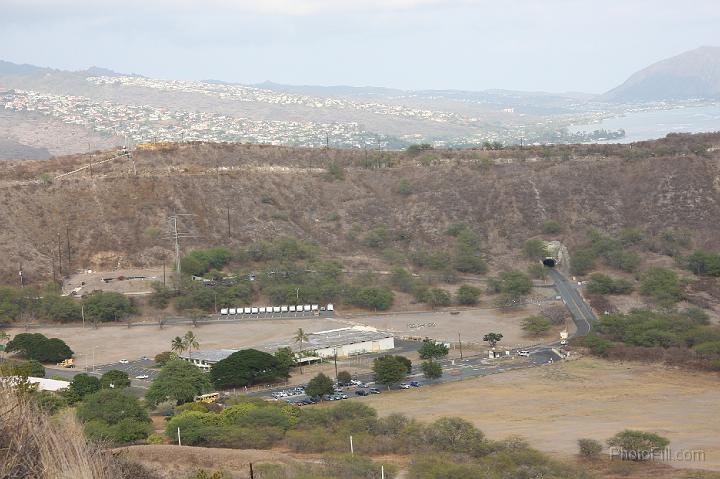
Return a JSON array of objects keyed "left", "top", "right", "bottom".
[
  {"left": 183, "top": 331, "right": 200, "bottom": 359},
  {"left": 170, "top": 336, "right": 185, "bottom": 356},
  {"left": 294, "top": 328, "right": 309, "bottom": 374}
]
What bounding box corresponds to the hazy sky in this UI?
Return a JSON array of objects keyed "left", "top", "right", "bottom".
[{"left": 1, "top": 0, "right": 719, "bottom": 93}]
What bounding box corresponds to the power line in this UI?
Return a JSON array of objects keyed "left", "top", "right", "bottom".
[{"left": 163, "top": 213, "right": 197, "bottom": 277}]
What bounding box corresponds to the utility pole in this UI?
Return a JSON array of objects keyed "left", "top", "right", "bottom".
[
  {"left": 227, "top": 206, "right": 231, "bottom": 239},
  {"left": 66, "top": 225, "right": 72, "bottom": 270},
  {"left": 334, "top": 349, "right": 338, "bottom": 382},
  {"left": 164, "top": 213, "right": 197, "bottom": 282},
  {"left": 57, "top": 232, "right": 63, "bottom": 276},
  {"left": 18, "top": 264, "right": 23, "bottom": 288},
  {"left": 162, "top": 262, "right": 166, "bottom": 286},
  {"left": 458, "top": 332, "right": 463, "bottom": 360},
  {"left": 249, "top": 463, "right": 254, "bottom": 479}
]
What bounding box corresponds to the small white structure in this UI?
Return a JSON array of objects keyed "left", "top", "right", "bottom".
[
  {"left": 1, "top": 376, "right": 70, "bottom": 392},
  {"left": 179, "top": 349, "right": 240, "bottom": 370}
]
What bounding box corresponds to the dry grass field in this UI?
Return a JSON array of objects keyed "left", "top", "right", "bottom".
[{"left": 362, "top": 357, "right": 720, "bottom": 471}]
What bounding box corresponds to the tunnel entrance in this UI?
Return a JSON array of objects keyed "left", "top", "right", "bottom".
[{"left": 542, "top": 257, "right": 556, "bottom": 267}]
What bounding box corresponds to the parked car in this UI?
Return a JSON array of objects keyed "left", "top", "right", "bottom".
[
  {"left": 140, "top": 356, "right": 150, "bottom": 361},
  {"left": 135, "top": 374, "right": 149, "bottom": 380},
  {"left": 119, "top": 359, "right": 129, "bottom": 364},
  {"left": 517, "top": 350, "right": 531, "bottom": 357},
  {"left": 355, "top": 389, "right": 369, "bottom": 396},
  {"left": 409, "top": 381, "right": 421, "bottom": 387},
  {"left": 399, "top": 383, "right": 411, "bottom": 389},
  {"left": 369, "top": 388, "right": 381, "bottom": 394}
]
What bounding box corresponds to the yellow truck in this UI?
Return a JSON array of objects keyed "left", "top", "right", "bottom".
[{"left": 56, "top": 358, "right": 75, "bottom": 368}]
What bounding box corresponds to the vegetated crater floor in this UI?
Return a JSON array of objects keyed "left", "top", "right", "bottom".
[{"left": 363, "top": 357, "right": 720, "bottom": 471}]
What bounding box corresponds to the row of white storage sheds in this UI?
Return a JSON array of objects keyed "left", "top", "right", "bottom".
[{"left": 220, "top": 304, "right": 334, "bottom": 315}]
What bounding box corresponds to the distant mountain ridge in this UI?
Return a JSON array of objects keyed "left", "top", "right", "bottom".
[{"left": 600, "top": 46, "right": 720, "bottom": 103}]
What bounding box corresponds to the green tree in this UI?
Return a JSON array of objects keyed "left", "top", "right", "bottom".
[
  {"left": 389, "top": 267, "right": 414, "bottom": 293},
  {"left": 306, "top": 372, "right": 335, "bottom": 398},
  {"left": 348, "top": 286, "right": 394, "bottom": 310},
  {"left": 210, "top": 349, "right": 289, "bottom": 389},
  {"left": 38, "top": 294, "right": 82, "bottom": 322},
  {"left": 78, "top": 389, "right": 150, "bottom": 425},
  {"left": 148, "top": 282, "right": 175, "bottom": 309},
  {"left": 425, "top": 288, "right": 451, "bottom": 307},
  {"left": 171, "top": 336, "right": 186, "bottom": 356},
  {"left": 483, "top": 332, "right": 503, "bottom": 348},
  {"left": 421, "top": 360, "right": 442, "bottom": 379},
  {"left": 586, "top": 273, "right": 633, "bottom": 295},
  {"left": 522, "top": 315, "right": 552, "bottom": 336},
  {"left": 83, "top": 291, "right": 134, "bottom": 322},
  {"left": 455, "top": 284, "right": 481, "bottom": 305},
  {"left": 686, "top": 250, "right": 720, "bottom": 276},
  {"left": 639, "top": 267, "right": 684, "bottom": 307},
  {"left": 5, "top": 333, "right": 73, "bottom": 363},
  {"left": 154, "top": 351, "right": 176, "bottom": 366},
  {"left": 607, "top": 430, "right": 670, "bottom": 461},
  {"left": 425, "top": 417, "right": 485, "bottom": 453},
  {"left": 183, "top": 330, "right": 200, "bottom": 358},
  {"left": 274, "top": 347, "right": 297, "bottom": 371},
  {"left": 418, "top": 340, "right": 449, "bottom": 360},
  {"left": 145, "top": 359, "right": 211, "bottom": 406},
  {"left": 372, "top": 356, "right": 408, "bottom": 388},
  {"left": 294, "top": 328, "right": 309, "bottom": 374},
  {"left": 570, "top": 248, "right": 596, "bottom": 275},
  {"left": 100, "top": 369, "right": 131, "bottom": 389},
  {"left": 64, "top": 373, "right": 101, "bottom": 404},
  {"left": 337, "top": 370, "right": 352, "bottom": 386}
]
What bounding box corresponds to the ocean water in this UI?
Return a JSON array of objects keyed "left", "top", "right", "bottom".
[{"left": 569, "top": 104, "right": 720, "bottom": 143}]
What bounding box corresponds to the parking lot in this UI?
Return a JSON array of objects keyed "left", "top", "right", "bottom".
[{"left": 92, "top": 358, "right": 158, "bottom": 384}]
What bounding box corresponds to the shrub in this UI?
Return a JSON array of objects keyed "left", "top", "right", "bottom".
[
  {"left": 425, "top": 417, "right": 484, "bottom": 454},
  {"left": 389, "top": 267, "right": 415, "bottom": 293},
  {"left": 445, "top": 223, "right": 468, "bottom": 237},
  {"left": 325, "top": 161, "right": 345, "bottom": 181},
  {"left": 570, "top": 248, "right": 596, "bottom": 275},
  {"left": 456, "top": 284, "right": 481, "bottom": 305},
  {"left": 348, "top": 286, "right": 394, "bottom": 310},
  {"left": 523, "top": 239, "right": 548, "bottom": 259},
  {"left": 425, "top": 288, "right": 451, "bottom": 307},
  {"left": 606, "top": 430, "right": 670, "bottom": 461},
  {"left": 639, "top": 267, "right": 684, "bottom": 306},
  {"left": 154, "top": 351, "right": 176, "bottom": 366},
  {"left": 578, "top": 438, "right": 603, "bottom": 458},
  {"left": 586, "top": 273, "right": 633, "bottom": 295},
  {"left": 373, "top": 356, "right": 409, "bottom": 387},
  {"left": 685, "top": 250, "right": 720, "bottom": 276},
  {"left": 521, "top": 316, "right": 551, "bottom": 336},
  {"left": 527, "top": 263, "right": 547, "bottom": 280},
  {"left": 542, "top": 220, "right": 563, "bottom": 234},
  {"left": 396, "top": 178, "right": 414, "bottom": 195},
  {"left": 78, "top": 389, "right": 150, "bottom": 426}
]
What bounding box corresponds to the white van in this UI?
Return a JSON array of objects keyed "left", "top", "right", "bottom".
[
  {"left": 303, "top": 305, "right": 311, "bottom": 312},
  {"left": 259, "top": 307, "right": 266, "bottom": 314},
  {"left": 327, "top": 304, "right": 334, "bottom": 311},
  {"left": 281, "top": 306, "right": 288, "bottom": 312},
  {"left": 244, "top": 307, "right": 251, "bottom": 314},
  {"left": 251, "top": 307, "right": 259, "bottom": 314},
  {"left": 289, "top": 305, "right": 296, "bottom": 312},
  {"left": 220, "top": 308, "right": 228, "bottom": 315},
  {"left": 273, "top": 306, "right": 281, "bottom": 313},
  {"left": 229, "top": 308, "right": 236, "bottom": 315}
]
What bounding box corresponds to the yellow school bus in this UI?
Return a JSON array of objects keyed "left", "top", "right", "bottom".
[{"left": 195, "top": 392, "right": 220, "bottom": 404}]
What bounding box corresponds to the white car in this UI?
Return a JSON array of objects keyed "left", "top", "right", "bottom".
[
  {"left": 517, "top": 350, "right": 531, "bottom": 357},
  {"left": 135, "top": 374, "right": 150, "bottom": 380},
  {"left": 119, "top": 359, "right": 129, "bottom": 364},
  {"left": 399, "top": 383, "right": 411, "bottom": 389}
]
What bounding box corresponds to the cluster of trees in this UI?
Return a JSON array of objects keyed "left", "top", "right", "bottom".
[
  {"left": 372, "top": 355, "right": 412, "bottom": 387},
  {"left": 0, "top": 285, "right": 133, "bottom": 324},
  {"left": 638, "top": 267, "right": 684, "bottom": 307},
  {"left": 5, "top": 333, "right": 73, "bottom": 362},
  {"left": 407, "top": 226, "right": 487, "bottom": 276},
  {"left": 578, "top": 430, "right": 669, "bottom": 461},
  {"left": 571, "top": 230, "right": 642, "bottom": 276},
  {"left": 486, "top": 271, "right": 533, "bottom": 308},
  {"left": 162, "top": 397, "right": 586, "bottom": 479},
  {"left": 586, "top": 273, "right": 633, "bottom": 295},
  {"left": 685, "top": 249, "right": 720, "bottom": 276},
  {"left": 209, "top": 349, "right": 290, "bottom": 389},
  {"left": 582, "top": 308, "right": 720, "bottom": 370}
]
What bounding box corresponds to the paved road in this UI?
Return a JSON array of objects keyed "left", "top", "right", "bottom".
[{"left": 548, "top": 269, "right": 596, "bottom": 338}]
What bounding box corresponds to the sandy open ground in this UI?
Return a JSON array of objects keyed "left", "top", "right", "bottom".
[
  {"left": 9, "top": 301, "right": 558, "bottom": 365},
  {"left": 362, "top": 357, "right": 720, "bottom": 471}
]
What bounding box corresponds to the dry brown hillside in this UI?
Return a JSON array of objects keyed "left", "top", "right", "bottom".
[{"left": 2, "top": 133, "right": 720, "bottom": 284}]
